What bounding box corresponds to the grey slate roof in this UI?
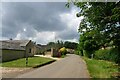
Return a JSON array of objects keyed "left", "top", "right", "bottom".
[{"left": 0, "top": 40, "right": 30, "bottom": 50}]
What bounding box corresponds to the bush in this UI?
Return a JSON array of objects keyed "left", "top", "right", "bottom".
[
  {"left": 59, "top": 47, "right": 67, "bottom": 55},
  {"left": 94, "top": 48, "right": 119, "bottom": 63},
  {"left": 74, "top": 50, "right": 81, "bottom": 55}
]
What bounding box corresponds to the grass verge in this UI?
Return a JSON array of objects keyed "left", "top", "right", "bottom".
[
  {"left": 61, "top": 54, "right": 67, "bottom": 58},
  {"left": 83, "top": 57, "right": 119, "bottom": 78},
  {"left": 1, "top": 57, "right": 55, "bottom": 68}
]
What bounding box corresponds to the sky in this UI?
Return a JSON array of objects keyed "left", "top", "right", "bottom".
[{"left": 1, "top": 2, "right": 83, "bottom": 45}]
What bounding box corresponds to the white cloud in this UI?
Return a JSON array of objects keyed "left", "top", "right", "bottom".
[
  {"left": 60, "top": 7, "right": 83, "bottom": 31},
  {"left": 14, "top": 33, "right": 21, "bottom": 40},
  {"left": 14, "top": 31, "right": 56, "bottom": 45},
  {"left": 2, "top": 0, "right": 68, "bottom": 2},
  {"left": 57, "top": 7, "right": 83, "bottom": 42},
  {"left": 13, "top": 6, "right": 82, "bottom": 44},
  {"left": 2, "top": 3, "right": 82, "bottom": 44},
  {"left": 66, "top": 38, "right": 78, "bottom": 43},
  {"left": 33, "top": 31, "right": 56, "bottom": 45}
]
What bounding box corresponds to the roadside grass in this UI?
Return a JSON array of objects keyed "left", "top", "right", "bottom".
[
  {"left": 83, "top": 57, "right": 119, "bottom": 78},
  {"left": 1, "top": 57, "right": 55, "bottom": 68},
  {"left": 61, "top": 54, "right": 67, "bottom": 58}
]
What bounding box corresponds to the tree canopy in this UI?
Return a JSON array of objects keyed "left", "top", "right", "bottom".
[
  {"left": 64, "top": 41, "right": 78, "bottom": 49},
  {"left": 68, "top": 2, "right": 120, "bottom": 63},
  {"left": 75, "top": 2, "right": 120, "bottom": 48}
]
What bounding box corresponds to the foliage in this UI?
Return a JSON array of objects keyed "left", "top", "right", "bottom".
[
  {"left": 56, "top": 40, "right": 64, "bottom": 49},
  {"left": 78, "top": 30, "right": 100, "bottom": 57},
  {"left": 75, "top": 2, "right": 120, "bottom": 45},
  {"left": 94, "top": 48, "right": 119, "bottom": 63},
  {"left": 70, "top": 2, "right": 120, "bottom": 63},
  {"left": 47, "top": 40, "right": 64, "bottom": 49},
  {"left": 47, "top": 40, "right": 78, "bottom": 50},
  {"left": 61, "top": 54, "right": 67, "bottom": 58},
  {"left": 47, "top": 42, "right": 55, "bottom": 46},
  {"left": 64, "top": 41, "right": 78, "bottom": 49},
  {"left": 59, "top": 47, "right": 67, "bottom": 55},
  {"left": 74, "top": 50, "right": 81, "bottom": 55},
  {"left": 83, "top": 57, "right": 119, "bottom": 78}
]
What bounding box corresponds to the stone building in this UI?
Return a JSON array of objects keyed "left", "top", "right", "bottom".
[{"left": 0, "top": 40, "right": 39, "bottom": 62}]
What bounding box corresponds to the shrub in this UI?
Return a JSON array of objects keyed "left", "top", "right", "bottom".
[
  {"left": 94, "top": 48, "right": 119, "bottom": 63},
  {"left": 75, "top": 50, "right": 80, "bottom": 55},
  {"left": 59, "top": 47, "right": 67, "bottom": 55}
]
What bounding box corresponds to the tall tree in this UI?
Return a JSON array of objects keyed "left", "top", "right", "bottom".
[
  {"left": 75, "top": 2, "right": 120, "bottom": 47},
  {"left": 70, "top": 2, "right": 120, "bottom": 63}
]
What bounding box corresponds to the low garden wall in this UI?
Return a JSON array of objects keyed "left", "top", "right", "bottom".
[{"left": 51, "top": 48, "right": 61, "bottom": 57}]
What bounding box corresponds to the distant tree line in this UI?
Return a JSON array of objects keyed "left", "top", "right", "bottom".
[{"left": 47, "top": 40, "right": 78, "bottom": 50}]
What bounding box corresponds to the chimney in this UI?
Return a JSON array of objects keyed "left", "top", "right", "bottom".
[{"left": 9, "top": 38, "right": 13, "bottom": 40}]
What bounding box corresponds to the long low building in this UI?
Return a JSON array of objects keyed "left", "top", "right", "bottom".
[{"left": 0, "top": 40, "right": 40, "bottom": 62}]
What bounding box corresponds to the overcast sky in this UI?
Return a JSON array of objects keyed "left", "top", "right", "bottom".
[{"left": 1, "top": 2, "right": 83, "bottom": 44}]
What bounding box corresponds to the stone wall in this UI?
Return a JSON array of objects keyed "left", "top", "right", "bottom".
[
  {"left": 51, "top": 48, "right": 61, "bottom": 57},
  {"left": 26, "top": 41, "right": 36, "bottom": 57},
  {"left": 2, "top": 49, "right": 25, "bottom": 62},
  {"left": 45, "top": 51, "right": 51, "bottom": 56}
]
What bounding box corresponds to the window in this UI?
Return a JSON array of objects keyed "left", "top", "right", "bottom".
[{"left": 29, "top": 48, "right": 31, "bottom": 53}]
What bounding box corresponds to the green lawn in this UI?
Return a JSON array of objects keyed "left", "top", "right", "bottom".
[
  {"left": 83, "top": 57, "right": 119, "bottom": 78},
  {"left": 1, "top": 57, "right": 55, "bottom": 68}
]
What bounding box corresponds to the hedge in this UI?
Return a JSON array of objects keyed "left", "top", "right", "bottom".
[{"left": 94, "top": 48, "right": 119, "bottom": 63}]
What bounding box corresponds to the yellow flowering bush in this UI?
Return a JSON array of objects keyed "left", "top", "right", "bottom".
[{"left": 59, "top": 47, "right": 67, "bottom": 55}]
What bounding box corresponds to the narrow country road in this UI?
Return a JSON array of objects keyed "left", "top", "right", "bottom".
[{"left": 17, "top": 54, "right": 90, "bottom": 78}]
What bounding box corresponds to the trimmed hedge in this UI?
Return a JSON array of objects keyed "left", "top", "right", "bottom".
[{"left": 94, "top": 48, "right": 119, "bottom": 63}]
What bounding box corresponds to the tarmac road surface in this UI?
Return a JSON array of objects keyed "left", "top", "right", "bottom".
[{"left": 17, "top": 54, "right": 90, "bottom": 78}]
